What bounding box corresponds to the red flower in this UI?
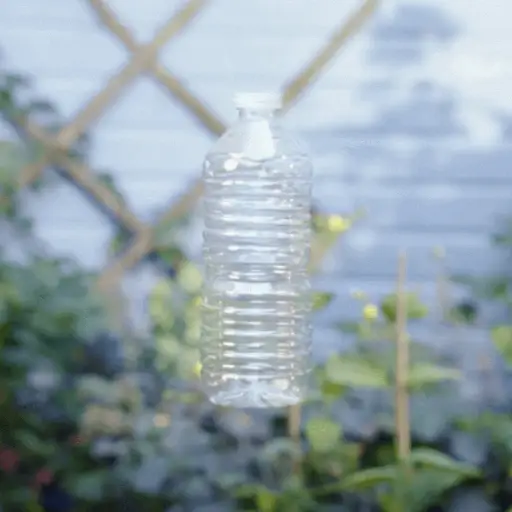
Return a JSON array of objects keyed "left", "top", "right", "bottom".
[
  {"left": 0, "top": 448, "right": 20, "bottom": 473},
  {"left": 69, "top": 434, "right": 84, "bottom": 446},
  {"left": 34, "top": 468, "right": 54, "bottom": 488}
]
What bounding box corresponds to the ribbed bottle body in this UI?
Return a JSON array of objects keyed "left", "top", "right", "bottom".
[{"left": 200, "top": 94, "right": 312, "bottom": 408}]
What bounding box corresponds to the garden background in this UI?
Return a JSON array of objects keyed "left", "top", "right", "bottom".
[{"left": 1, "top": 0, "right": 512, "bottom": 511}]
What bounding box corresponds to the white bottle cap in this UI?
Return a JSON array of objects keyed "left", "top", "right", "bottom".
[{"left": 233, "top": 92, "right": 282, "bottom": 110}]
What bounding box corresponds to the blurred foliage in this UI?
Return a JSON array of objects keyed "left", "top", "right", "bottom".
[
  {"left": 0, "top": 146, "right": 183, "bottom": 509},
  {"left": 453, "top": 217, "right": 512, "bottom": 320},
  {"left": 453, "top": 216, "right": 512, "bottom": 502},
  {"left": 1, "top": 63, "right": 510, "bottom": 511},
  {"left": 146, "top": 223, "right": 478, "bottom": 511}
]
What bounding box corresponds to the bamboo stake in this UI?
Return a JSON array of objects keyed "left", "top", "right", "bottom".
[
  {"left": 395, "top": 251, "right": 411, "bottom": 463},
  {"left": 287, "top": 403, "right": 302, "bottom": 475},
  {"left": 393, "top": 251, "right": 411, "bottom": 511},
  {"left": 287, "top": 404, "right": 302, "bottom": 441},
  {"left": 286, "top": 217, "right": 346, "bottom": 474}
]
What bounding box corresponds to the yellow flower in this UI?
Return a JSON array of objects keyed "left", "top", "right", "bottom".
[
  {"left": 80, "top": 405, "right": 128, "bottom": 436},
  {"left": 432, "top": 246, "right": 446, "bottom": 259},
  {"left": 327, "top": 215, "right": 351, "bottom": 233},
  {"left": 177, "top": 262, "right": 203, "bottom": 294},
  {"left": 153, "top": 413, "right": 171, "bottom": 428},
  {"left": 193, "top": 361, "right": 202, "bottom": 378},
  {"left": 363, "top": 304, "right": 379, "bottom": 321}
]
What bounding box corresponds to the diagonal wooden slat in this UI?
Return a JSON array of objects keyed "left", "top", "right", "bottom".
[
  {"left": 88, "top": 0, "right": 224, "bottom": 137},
  {"left": 282, "top": 0, "right": 379, "bottom": 108},
  {"left": 22, "top": 120, "right": 146, "bottom": 232},
  {"left": 96, "top": 0, "right": 380, "bottom": 292},
  {"left": 19, "top": 0, "right": 208, "bottom": 188}
]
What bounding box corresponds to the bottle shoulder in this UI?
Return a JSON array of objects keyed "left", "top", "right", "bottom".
[{"left": 205, "top": 119, "right": 309, "bottom": 161}]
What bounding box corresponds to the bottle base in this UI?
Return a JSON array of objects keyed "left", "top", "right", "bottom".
[{"left": 203, "top": 376, "right": 307, "bottom": 408}]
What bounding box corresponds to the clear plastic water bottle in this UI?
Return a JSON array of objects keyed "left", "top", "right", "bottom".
[{"left": 200, "top": 92, "right": 313, "bottom": 408}]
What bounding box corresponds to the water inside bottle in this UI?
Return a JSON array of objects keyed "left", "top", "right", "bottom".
[{"left": 200, "top": 94, "right": 313, "bottom": 408}]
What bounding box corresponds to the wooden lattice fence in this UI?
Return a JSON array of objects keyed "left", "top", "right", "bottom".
[{"left": 15, "top": 0, "right": 379, "bottom": 293}]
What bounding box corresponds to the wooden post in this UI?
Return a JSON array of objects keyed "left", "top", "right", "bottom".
[{"left": 395, "top": 252, "right": 411, "bottom": 463}]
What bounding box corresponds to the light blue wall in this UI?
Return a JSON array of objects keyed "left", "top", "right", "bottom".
[{"left": 1, "top": 0, "right": 511, "bottom": 334}]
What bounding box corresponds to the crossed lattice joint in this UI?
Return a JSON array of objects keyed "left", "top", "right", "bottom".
[{"left": 17, "top": 0, "right": 378, "bottom": 293}]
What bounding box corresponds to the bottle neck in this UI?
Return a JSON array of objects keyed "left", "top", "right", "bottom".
[{"left": 237, "top": 107, "right": 277, "bottom": 121}]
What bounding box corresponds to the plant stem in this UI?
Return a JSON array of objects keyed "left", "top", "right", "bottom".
[{"left": 287, "top": 404, "right": 302, "bottom": 476}]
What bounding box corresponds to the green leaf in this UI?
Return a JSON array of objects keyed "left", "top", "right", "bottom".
[
  {"left": 409, "top": 448, "right": 480, "bottom": 477},
  {"left": 15, "top": 430, "right": 55, "bottom": 457},
  {"left": 256, "top": 488, "right": 277, "bottom": 512},
  {"left": 336, "top": 321, "right": 395, "bottom": 341},
  {"left": 359, "top": 322, "right": 395, "bottom": 341},
  {"left": 489, "top": 416, "right": 512, "bottom": 453},
  {"left": 379, "top": 493, "right": 397, "bottom": 512},
  {"left": 450, "top": 301, "right": 478, "bottom": 324},
  {"left": 1, "top": 488, "right": 34, "bottom": 507},
  {"left": 341, "top": 466, "right": 396, "bottom": 491},
  {"left": 493, "top": 220, "right": 512, "bottom": 247},
  {"left": 97, "top": 173, "right": 124, "bottom": 203},
  {"left": 305, "top": 417, "right": 341, "bottom": 452},
  {"left": 403, "top": 469, "right": 470, "bottom": 512},
  {"left": 325, "top": 355, "right": 389, "bottom": 388},
  {"left": 5, "top": 73, "right": 31, "bottom": 91},
  {"left": 312, "top": 292, "right": 334, "bottom": 311},
  {"left": 148, "top": 279, "right": 176, "bottom": 330},
  {"left": 335, "top": 321, "right": 360, "bottom": 334},
  {"left": 66, "top": 470, "right": 109, "bottom": 501},
  {"left": 109, "top": 230, "right": 130, "bottom": 255},
  {"left": 320, "top": 378, "right": 346, "bottom": 401},
  {"left": 153, "top": 216, "right": 189, "bottom": 251},
  {"left": 157, "top": 246, "right": 187, "bottom": 269},
  {"left": 234, "top": 483, "right": 263, "bottom": 498},
  {"left": 491, "top": 325, "right": 512, "bottom": 365},
  {"left": 279, "top": 488, "right": 316, "bottom": 512},
  {"left": 407, "top": 363, "right": 461, "bottom": 390},
  {"left": 483, "top": 278, "right": 509, "bottom": 301},
  {"left": 176, "top": 347, "right": 200, "bottom": 378},
  {"left": 77, "top": 375, "right": 117, "bottom": 403},
  {"left": 177, "top": 262, "right": 203, "bottom": 294},
  {"left": 214, "top": 472, "right": 247, "bottom": 491},
  {"left": 380, "top": 292, "right": 428, "bottom": 322},
  {"left": 454, "top": 275, "right": 509, "bottom": 302},
  {"left": 156, "top": 335, "right": 181, "bottom": 362},
  {"left": 261, "top": 438, "right": 300, "bottom": 462},
  {"left": 0, "top": 140, "right": 27, "bottom": 182},
  {"left": 457, "top": 412, "right": 512, "bottom": 453}
]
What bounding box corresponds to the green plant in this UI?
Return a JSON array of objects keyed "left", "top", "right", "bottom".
[
  {"left": 1, "top": 59, "right": 499, "bottom": 511},
  {"left": 453, "top": 217, "right": 512, "bottom": 321},
  {"left": 310, "top": 273, "right": 478, "bottom": 512},
  {"left": 146, "top": 239, "right": 482, "bottom": 511},
  {"left": 453, "top": 217, "right": 512, "bottom": 503},
  {"left": 0, "top": 67, "right": 184, "bottom": 510},
  {"left": 322, "top": 289, "right": 460, "bottom": 402},
  {"left": 0, "top": 140, "right": 130, "bottom": 508}
]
